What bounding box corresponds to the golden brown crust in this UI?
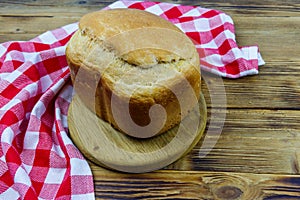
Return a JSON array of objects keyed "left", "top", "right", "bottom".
[
  {"left": 79, "top": 9, "right": 181, "bottom": 39},
  {"left": 66, "top": 9, "right": 201, "bottom": 138}
]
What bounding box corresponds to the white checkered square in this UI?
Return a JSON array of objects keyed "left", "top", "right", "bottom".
[
  {"left": 1, "top": 127, "right": 15, "bottom": 145},
  {"left": 23, "top": 52, "right": 43, "bottom": 63},
  {"left": 241, "top": 46, "right": 259, "bottom": 60},
  {"left": 181, "top": 8, "right": 202, "bottom": 17},
  {"left": 62, "top": 23, "right": 78, "bottom": 35},
  {"left": 38, "top": 31, "right": 58, "bottom": 44},
  {"left": 24, "top": 83, "right": 38, "bottom": 98},
  {"left": 3, "top": 50, "right": 14, "bottom": 62},
  {"left": 240, "top": 68, "right": 258, "bottom": 77},
  {"left": 194, "top": 18, "right": 212, "bottom": 32},
  {"left": 22, "top": 163, "right": 33, "bottom": 174},
  {"left": 44, "top": 168, "right": 66, "bottom": 184},
  {"left": 70, "top": 158, "right": 92, "bottom": 176},
  {"left": 230, "top": 47, "right": 244, "bottom": 60},
  {"left": 54, "top": 46, "right": 67, "bottom": 57},
  {"left": 40, "top": 75, "right": 53, "bottom": 92},
  {"left": 60, "top": 133, "right": 74, "bottom": 146},
  {"left": 23, "top": 131, "right": 40, "bottom": 150},
  {"left": 71, "top": 193, "right": 95, "bottom": 200},
  {"left": 223, "top": 28, "right": 236, "bottom": 40},
  {"left": 0, "top": 44, "right": 6, "bottom": 57},
  {"left": 14, "top": 167, "right": 31, "bottom": 186},
  {"left": 220, "top": 12, "right": 234, "bottom": 25},
  {"left": 55, "top": 107, "right": 68, "bottom": 129},
  {"left": 108, "top": 0, "right": 128, "bottom": 9},
  {"left": 8, "top": 51, "right": 24, "bottom": 62},
  {"left": 31, "top": 100, "right": 46, "bottom": 118},
  {"left": 145, "top": 4, "right": 165, "bottom": 16},
  {"left": 0, "top": 72, "right": 10, "bottom": 80},
  {"left": 205, "top": 54, "right": 223, "bottom": 67},
  {"left": 0, "top": 187, "right": 20, "bottom": 200}
]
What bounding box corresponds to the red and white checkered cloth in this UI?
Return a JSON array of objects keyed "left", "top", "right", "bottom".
[
  {"left": 0, "top": 1, "right": 264, "bottom": 199},
  {"left": 106, "top": 1, "right": 265, "bottom": 77}
]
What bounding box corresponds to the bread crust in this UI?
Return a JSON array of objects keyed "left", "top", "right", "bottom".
[{"left": 66, "top": 9, "right": 201, "bottom": 138}]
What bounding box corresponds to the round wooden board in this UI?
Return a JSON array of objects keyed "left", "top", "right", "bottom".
[{"left": 68, "top": 93, "right": 207, "bottom": 173}]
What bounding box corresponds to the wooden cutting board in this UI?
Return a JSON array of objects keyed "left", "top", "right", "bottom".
[{"left": 68, "top": 93, "right": 207, "bottom": 173}]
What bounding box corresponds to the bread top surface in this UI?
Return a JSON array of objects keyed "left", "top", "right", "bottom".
[
  {"left": 66, "top": 9, "right": 200, "bottom": 98},
  {"left": 79, "top": 8, "right": 181, "bottom": 39}
]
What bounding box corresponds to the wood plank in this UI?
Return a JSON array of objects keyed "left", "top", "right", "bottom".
[
  {"left": 0, "top": 3, "right": 299, "bottom": 110},
  {"left": 91, "top": 166, "right": 300, "bottom": 200},
  {"left": 0, "top": 0, "right": 299, "bottom": 10},
  {"left": 1, "top": 7, "right": 299, "bottom": 62},
  {"left": 0, "top": 0, "right": 110, "bottom": 7},
  {"left": 0, "top": 5, "right": 299, "bottom": 16},
  {"left": 1, "top": 1, "right": 299, "bottom": 199},
  {"left": 70, "top": 108, "right": 300, "bottom": 174},
  {"left": 0, "top": 34, "right": 38, "bottom": 42},
  {"left": 251, "top": 61, "right": 300, "bottom": 75},
  {"left": 201, "top": 72, "right": 300, "bottom": 109},
  {"left": 232, "top": 16, "right": 300, "bottom": 62},
  {"left": 1, "top": 3, "right": 299, "bottom": 63},
  {"left": 165, "top": 108, "right": 300, "bottom": 174},
  {"left": 0, "top": 15, "right": 80, "bottom": 37}
]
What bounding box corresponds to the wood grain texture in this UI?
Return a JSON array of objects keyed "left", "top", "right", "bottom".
[
  {"left": 1, "top": 2, "right": 299, "bottom": 110},
  {"left": 166, "top": 109, "right": 300, "bottom": 174},
  {"left": 201, "top": 72, "right": 300, "bottom": 109},
  {"left": 1, "top": 0, "right": 299, "bottom": 9},
  {"left": 1, "top": 0, "right": 300, "bottom": 199},
  {"left": 69, "top": 104, "right": 300, "bottom": 174},
  {"left": 91, "top": 166, "right": 300, "bottom": 200}
]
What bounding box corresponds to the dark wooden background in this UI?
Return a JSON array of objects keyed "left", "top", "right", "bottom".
[{"left": 1, "top": 0, "right": 300, "bottom": 199}]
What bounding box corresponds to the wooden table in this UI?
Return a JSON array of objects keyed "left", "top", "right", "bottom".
[{"left": 1, "top": 0, "right": 299, "bottom": 199}]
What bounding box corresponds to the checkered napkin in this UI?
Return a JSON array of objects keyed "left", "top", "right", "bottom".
[
  {"left": 0, "top": 0, "right": 264, "bottom": 199},
  {"left": 107, "top": 1, "right": 265, "bottom": 78}
]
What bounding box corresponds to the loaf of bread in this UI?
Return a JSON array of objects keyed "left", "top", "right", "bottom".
[{"left": 66, "top": 9, "right": 201, "bottom": 138}]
